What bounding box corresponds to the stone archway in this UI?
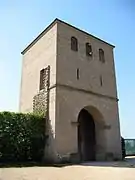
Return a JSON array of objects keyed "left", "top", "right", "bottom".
[{"left": 78, "top": 106, "right": 105, "bottom": 161}]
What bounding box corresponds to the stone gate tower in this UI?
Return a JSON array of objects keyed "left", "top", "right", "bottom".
[{"left": 20, "top": 19, "right": 122, "bottom": 162}]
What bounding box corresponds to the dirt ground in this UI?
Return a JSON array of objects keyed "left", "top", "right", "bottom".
[{"left": 0, "top": 158, "right": 135, "bottom": 180}]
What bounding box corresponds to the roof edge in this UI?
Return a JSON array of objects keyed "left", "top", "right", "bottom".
[
  {"left": 57, "top": 19, "right": 115, "bottom": 48},
  {"left": 21, "top": 18, "right": 58, "bottom": 55},
  {"left": 21, "top": 18, "right": 115, "bottom": 55}
]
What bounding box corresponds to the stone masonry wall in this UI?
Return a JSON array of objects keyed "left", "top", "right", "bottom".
[
  {"left": 33, "top": 66, "right": 57, "bottom": 162},
  {"left": 33, "top": 66, "right": 50, "bottom": 116}
]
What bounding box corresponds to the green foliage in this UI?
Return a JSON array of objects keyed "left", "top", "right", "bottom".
[
  {"left": 0, "top": 111, "right": 46, "bottom": 162},
  {"left": 125, "top": 139, "right": 135, "bottom": 156}
]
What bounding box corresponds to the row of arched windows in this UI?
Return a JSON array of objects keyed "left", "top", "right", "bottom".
[{"left": 71, "top": 36, "right": 105, "bottom": 63}]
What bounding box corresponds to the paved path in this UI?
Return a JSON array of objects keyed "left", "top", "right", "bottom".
[
  {"left": 0, "top": 158, "right": 135, "bottom": 180},
  {"left": 81, "top": 157, "right": 135, "bottom": 167}
]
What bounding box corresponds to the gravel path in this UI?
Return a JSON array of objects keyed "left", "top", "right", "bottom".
[{"left": 0, "top": 158, "right": 135, "bottom": 180}]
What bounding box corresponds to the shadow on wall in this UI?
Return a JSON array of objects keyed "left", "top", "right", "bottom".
[
  {"left": 44, "top": 117, "right": 58, "bottom": 162},
  {"left": 80, "top": 106, "right": 106, "bottom": 161}
]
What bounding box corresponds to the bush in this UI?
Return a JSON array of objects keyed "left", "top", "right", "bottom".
[{"left": 0, "top": 112, "right": 46, "bottom": 163}]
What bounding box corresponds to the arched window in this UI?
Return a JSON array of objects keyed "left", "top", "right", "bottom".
[
  {"left": 86, "top": 43, "right": 92, "bottom": 56},
  {"left": 71, "top": 37, "right": 78, "bottom": 51},
  {"left": 99, "top": 48, "right": 105, "bottom": 63}
]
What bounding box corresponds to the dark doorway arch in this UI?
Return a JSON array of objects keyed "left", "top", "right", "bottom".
[{"left": 78, "top": 109, "right": 96, "bottom": 161}]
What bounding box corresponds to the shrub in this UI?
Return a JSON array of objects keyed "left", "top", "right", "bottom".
[{"left": 0, "top": 111, "right": 45, "bottom": 162}]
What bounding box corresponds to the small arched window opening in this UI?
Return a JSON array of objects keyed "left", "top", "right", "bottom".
[
  {"left": 99, "top": 49, "right": 105, "bottom": 63},
  {"left": 86, "top": 43, "right": 92, "bottom": 56},
  {"left": 71, "top": 36, "right": 78, "bottom": 51}
]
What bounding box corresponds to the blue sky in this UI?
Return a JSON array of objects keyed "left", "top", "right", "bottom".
[{"left": 0, "top": 1, "right": 135, "bottom": 138}]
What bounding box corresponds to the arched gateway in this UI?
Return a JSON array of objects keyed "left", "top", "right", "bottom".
[{"left": 78, "top": 106, "right": 105, "bottom": 161}]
